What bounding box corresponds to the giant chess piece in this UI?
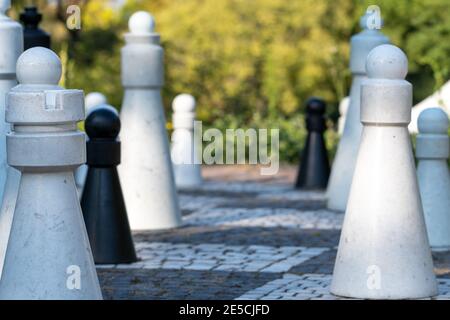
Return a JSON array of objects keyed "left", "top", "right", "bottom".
[
  {"left": 20, "top": 6, "right": 51, "bottom": 50},
  {"left": 75, "top": 92, "right": 117, "bottom": 194},
  {"left": 171, "top": 94, "right": 202, "bottom": 189},
  {"left": 119, "top": 11, "right": 182, "bottom": 230},
  {"left": 85, "top": 92, "right": 118, "bottom": 116},
  {"left": 85, "top": 92, "right": 107, "bottom": 111},
  {"left": 81, "top": 108, "right": 137, "bottom": 264},
  {"left": 0, "top": 0, "right": 23, "bottom": 276},
  {"left": 0, "top": 0, "right": 23, "bottom": 209},
  {"left": 295, "top": 98, "right": 330, "bottom": 190},
  {"left": 330, "top": 44, "right": 437, "bottom": 299},
  {"left": 326, "top": 13, "right": 389, "bottom": 211},
  {"left": 0, "top": 47, "right": 102, "bottom": 299},
  {"left": 416, "top": 108, "right": 450, "bottom": 251}
]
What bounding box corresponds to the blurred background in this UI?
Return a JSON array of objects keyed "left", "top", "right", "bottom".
[{"left": 9, "top": 0, "right": 450, "bottom": 163}]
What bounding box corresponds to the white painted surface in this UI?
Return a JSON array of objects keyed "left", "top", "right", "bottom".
[
  {"left": 331, "top": 45, "right": 437, "bottom": 299},
  {"left": 85, "top": 92, "right": 107, "bottom": 112},
  {"left": 416, "top": 108, "right": 450, "bottom": 250},
  {"left": 326, "top": 13, "right": 389, "bottom": 211},
  {"left": 171, "top": 94, "right": 202, "bottom": 188},
  {"left": 0, "top": 0, "right": 23, "bottom": 213},
  {"left": 0, "top": 48, "right": 102, "bottom": 299},
  {"left": 119, "top": 12, "right": 181, "bottom": 230},
  {"left": 0, "top": 0, "right": 23, "bottom": 281},
  {"left": 75, "top": 92, "right": 118, "bottom": 195},
  {"left": 409, "top": 81, "right": 450, "bottom": 133},
  {"left": 337, "top": 96, "right": 349, "bottom": 136}
]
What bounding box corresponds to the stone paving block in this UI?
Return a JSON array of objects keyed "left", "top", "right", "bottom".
[
  {"left": 236, "top": 273, "right": 450, "bottom": 300},
  {"left": 95, "top": 179, "right": 450, "bottom": 300},
  {"left": 113, "top": 242, "right": 328, "bottom": 274},
  {"left": 185, "top": 207, "right": 343, "bottom": 230}
]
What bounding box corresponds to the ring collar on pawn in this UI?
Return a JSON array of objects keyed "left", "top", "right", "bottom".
[{"left": 361, "top": 44, "right": 411, "bottom": 126}]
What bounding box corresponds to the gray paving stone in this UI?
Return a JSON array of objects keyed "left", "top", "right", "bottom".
[
  {"left": 98, "top": 269, "right": 279, "bottom": 300},
  {"left": 94, "top": 178, "right": 450, "bottom": 300}
]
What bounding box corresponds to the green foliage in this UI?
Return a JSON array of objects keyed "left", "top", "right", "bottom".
[
  {"left": 14, "top": 0, "right": 450, "bottom": 163},
  {"left": 357, "top": 0, "right": 450, "bottom": 100}
]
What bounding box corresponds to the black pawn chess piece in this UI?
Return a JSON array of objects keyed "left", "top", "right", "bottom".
[
  {"left": 20, "top": 7, "right": 51, "bottom": 50},
  {"left": 81, "top": 108, "right": 137, "bottom": 264},
  {"left": 295, "top": 97, "right": 330, "bottom": 189}
]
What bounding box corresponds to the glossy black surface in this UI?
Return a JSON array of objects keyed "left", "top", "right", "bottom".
[{"left": 81, "top": 108, "right": 137, "bottom": 264}]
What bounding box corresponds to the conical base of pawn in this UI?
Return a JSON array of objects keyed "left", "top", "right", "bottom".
[
  {"left": 75, "top": 163, "right": 87, "bottom": 197},
  {"left": 326, "top": 76, "right": 365, "bottom": 211},
  {"left": 81, "top": 167, "right": 137, "bottom": 264},
  {"left": 119, "top": 90, "right": 182, "bottom": 230},
  {"left": 172, "top": 130, "right": 203, "bottom": 189},
  {"left": 295, "top": 132, "right": 330, "bottom": 190},
  {"left": 0, "top": 167, "right": 21, "bottom": 276},
  {"left": 174, "top": 164, "right": 202, "bottom": 189},
  {"left": 0, "top": 172, "right": 102, "bottom": 299},
  {"left": 418, "top": 160, "right": 450, "bottom": 251},
  {"left": 330, "top": 127, "right": 437, "bottom": 299}
]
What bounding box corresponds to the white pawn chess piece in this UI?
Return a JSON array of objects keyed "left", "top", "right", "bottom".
[
  {"left": 409, "top": 81, "right": 450, "bottom": 134},
  {"left": 330, "top": 44, "right": 437, "bottom": 299},
  {"left": 0, "top": 0, "right": 23, "bottom": 202},
  {"left": 0, "top": 47, "right": 102, "bottom": 299},
  {"left": 75, "top": 92, "right": 118, "bottom": 194},
  {"left": 0, "top": 0, "right": 23, "bottom": 277},
  {"left": 416, "top": 108, "right": 450, "bottom": 251},
  {"left": 171, "top": 94, "right": 202, "bottom": 188},
  {"left": 119, "top": 11, "right": 181, "bottom": 230},
  {"left": 85, "top": 92, "right": 119, "bottom": 116},
  {"left": 85, "top": 92, "right": 107, "bottom": 112},
  {"left": 337, "top": 96, "right": 349, "bottom": 135},
  {"left": 326, "top": 13, "right": 389, "bottom": 211}
]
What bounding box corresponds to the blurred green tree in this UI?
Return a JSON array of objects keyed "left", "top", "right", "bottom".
[{"left": 7, "top": 0, "right": 450, "bottom": 162}]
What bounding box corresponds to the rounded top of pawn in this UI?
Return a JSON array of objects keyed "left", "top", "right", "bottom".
[
  {"left": 85, "top": 92, "right": 108, "bottom": 110},
  {"left": 16, "top": 47, "right": 61, "bottom": 85},
  {"left": 366, "top": 44, "right": 408, "bottom": 80},
  {"left": 418, "top": 108, "right": 449, "bottom": 134},
  {"left": 129, "top": 11, "right": 155, "bottom": 34},
  {"left": 173, "top": 94, "right": 196, "bottom": 113},
  {"left": 305, "top": 97, "right": 326, "bottom": 115},
  {"left": 85, "top": 108, "right": 121, "bottom": 140}
]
